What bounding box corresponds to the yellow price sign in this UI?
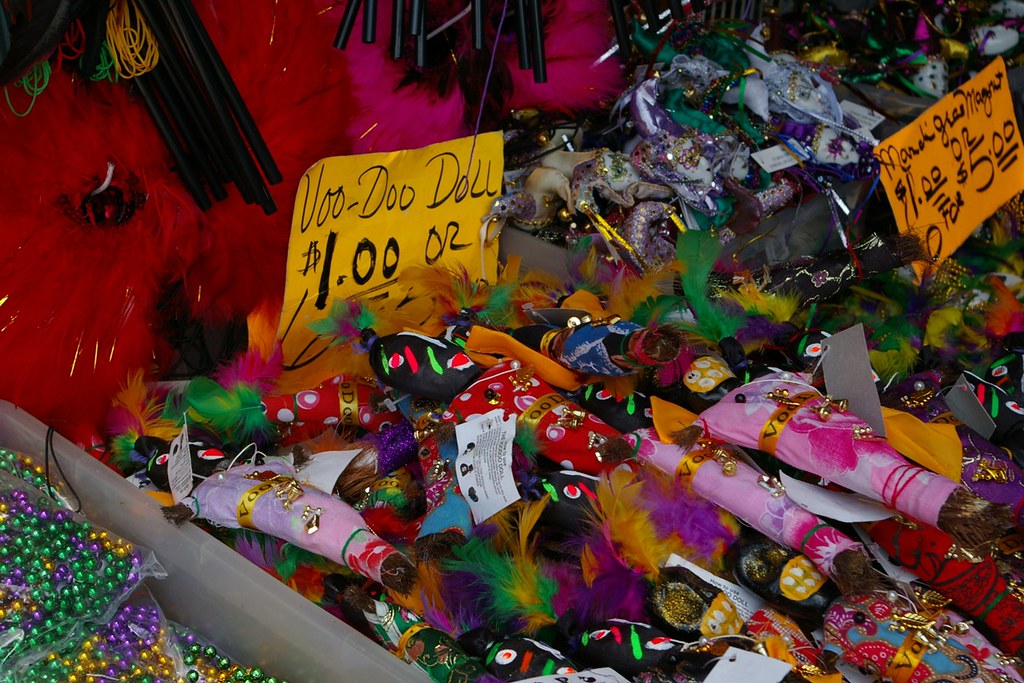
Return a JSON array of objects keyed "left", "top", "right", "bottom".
[
  {"left": 875, "top": 57, "right": 1024, "bottom": 276},
  {"left": 276, "top": 132, "right": 503, "bottom": 372}
]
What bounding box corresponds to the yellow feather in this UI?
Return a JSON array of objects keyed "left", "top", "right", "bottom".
[
  {"left": 720, "top": 282, "right": 801, "bottom": 323},
  {"left": 595, "top": 468, "right": 685, "bottom": 580},
  {"left": 605, "top": 267, "right": 677, "bottom": 321},
  {"left": 111, "top": 372, "right": 179, "bottom": 440},
  {"left": 517, "top": 497, "right": 549, "bottom": 559},
  {"left": 580, "top": 545, "right": 600, "bottom": 587}
]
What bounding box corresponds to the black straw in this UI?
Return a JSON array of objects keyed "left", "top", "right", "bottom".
[
  {"left": 668, "top": 0, "right": 686, "bottom": 19},
  {"left": 526, "top": 0, "right": 546, "bottom": 83},
  {"left": 410, "top": 0, "right": 424, "bottom": 35},
  {"left": 514, "top": 0, "right": 531, "bottom": 69},
  {"left": 390, "top": 0, "right": 404, "bottom": 59},
  {"left": 363, "top": 0, "right": 377, "bottom": 43},
  {"left": 609, "top": 0, "right": 630, "bottom": 59},
  {"left": 472, "top": 0, "right": 485, "bottom": 50},
  {"left": 334, "top": 0, "right": 363, "bottom": 49}
]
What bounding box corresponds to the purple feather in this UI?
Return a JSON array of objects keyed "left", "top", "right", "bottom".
[{"left": 638, "top": 469, "right": 737, "bottom": 566}]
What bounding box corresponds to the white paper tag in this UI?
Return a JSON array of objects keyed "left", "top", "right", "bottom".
[
  {"left": 295, "top": 449, "right": 362, "bottom": 493},
  {"left": 455, "top": 409, "right": 521, "bottom": 523},
  {"left": 852, "top": 524, "right": 918, "bottom": 584},
  {"left": 840, "top": 100, "right": 886, "bottom": 131},
  {"left": 167, "top": 417, "right": 194, "bottom": 503},
  {"left": 822, "top": 324, "right": 887, "bottom": 436},
  {"left": 752, "top": 145, "right": 799, "bottom": 172},
  {"left": 703, "top": 646, "right": 792, "bottom": 683},
  {"left": 763, "top": 236, "right": 789, "bottom": 264},
  {"left": 664, "top": 554, "right": 765, "bottom": 621},
  {"left": 945, "top": 374, "right": 997, "bottom": 439},
  {"left": 515, "top": 668, "right": 631, "bottom": 683},
  {"left": 834, "top": 659, "right": 878, "bottom": 683},
  {"left": 778, "top": 472, "right": 893, "bottom": 522}
]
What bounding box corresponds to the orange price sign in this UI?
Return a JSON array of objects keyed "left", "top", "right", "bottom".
[
  {"left": 874, "top": 57, "right": 1024, "bottom": 277},
  {"left": 274, "top": 133, "right": 503, "bottom": 377}
]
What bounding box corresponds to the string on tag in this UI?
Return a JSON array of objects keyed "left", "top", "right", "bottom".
[{"left": 44, "top": 426, "right": 82, "bottom": 513}]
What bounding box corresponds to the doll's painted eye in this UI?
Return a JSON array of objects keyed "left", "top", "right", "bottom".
[
  {"left": 563, "top": 484, "right": 581, "bottom": 499},
  {"left": 590, "top": 629, "right": 611, "bottom": 640},
  {"left": 993, "top": 366, "right": 1009, "bottom": 377},
  {"left": 1007, "top": 400, "right": 1024, "bottom": 415},
  {"left": 556, "top": 667, "right": 577, "bottom": 675},
  {"left": 388, "top": 353, "right": 405, "bottom": 369},
  {"left": 297, "top": 391, "right": 320, "bottom": 409},
  {"left": 494, "top": 649, "right": 517, "bottom": 665},
  {"left": 805, "top": 343, "right": 823, "bottom": 357},
  {"left": 448, "top": 352, "right": 473, "bottom": 369},
  {"left": 646, "top": 637, "right": 675, "bottom": 650},
  {"left": 155, "top": 454, "right": 169, "bottom": 466},
  {"left": 197, "top": 448, "right": 224, "bottom": 461}
]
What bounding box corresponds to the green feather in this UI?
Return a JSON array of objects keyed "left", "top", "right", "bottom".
[
  {"left": 513, "top": 424, "right": 540, "bottom": 464},
  {"left": 675, "top": 231, "right": 743, "bottom": 342}
]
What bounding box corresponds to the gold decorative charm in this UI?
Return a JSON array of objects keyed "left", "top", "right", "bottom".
[
  {"left": 944, "top": 544, "right": 986, "bottom": 564},
  {"left": 301, "top": 505, "right": 322, "bottom": 534},
  {"left": 766, "top": 388, "right": 802, "bottom": 407},
  {"left": 556, "top": 407, "right": 587, "bottom": 430},
  {"left": 273, "top": 478, "right": 305, "bottom": 511},
  {"left": 484, "top": 389, "right": 502, "bottom": 406},
  {"left": 510, "top": 365, "right": 535, "bottom": 392},
  {"left": 709, "top": 445, "right": 737, "bottom": 476},
  {"left": 973, "top": 459, "right": 1010, "bottom": 483},
  {"left": 758, "top": 475, "right": 786, "bottom": 497},
  {"left": 815, "top": 395, "right": 848, "bottom": 421},
  {"left": 901, "top": 387, "right": 937, "bottom": 409},
  {"left": 852, "top": 425, "right": 876, "bottom": 440}
]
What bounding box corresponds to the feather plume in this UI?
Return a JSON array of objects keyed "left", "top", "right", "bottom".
[
  {"left": 105, "top": 373, "right": 178, "bottom": 472},
  {"left": 307, "top": 298, "right": 380, "bottom": 347},
  {"left": 987, "top": 276, "right": 1024, "bottom": 338},
  {"left": 163, "top": 376, "right": 271, "bottom": 447},
  {"left": 673, "top": 231, "right": 744, "bottom": 344},
  {"left": 396, "top": 264, "right": 516, "bottom": 332},
  {"left": 604, "top": 267, "right": 677, "bottom": 322},
  {"left": 636, "top": 467, "right": 739, "bottom": 571},
  {"left": 590, "top": 468, "right": 687, "bottom": 579},
  {"left": 213, "top": 347, "right": 282, "bottom": 395},
  {"left": 721, "top": 282, "right": 801, "bottom": 323},
  {"left": 443, "top": 500, "right": 559, "bottom": 635}
]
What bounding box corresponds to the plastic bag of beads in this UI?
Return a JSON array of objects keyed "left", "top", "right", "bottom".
[
  {"left": 9, "top": 586, "right": 183, "bottom": 683},
  {"left": 0, "top": 445, "right": 76, "bottom": 510},
  {"left": 0, "top": 469, "right": 164, "bottom": 674},
  {"left": 169, "top": 622, "right": 290, "bottom": 683}
]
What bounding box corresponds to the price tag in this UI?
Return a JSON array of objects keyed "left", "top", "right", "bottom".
[
  {"left": 295, "top": 449, "right": 362, "bottom": 493},
  {"left": 778, "top": 472, "right": 893, "bottom": 523},
  {"left": 752, "top": 145, "right": 801, "bottom": 172},
  {"left": 167, "top": 417, "right": 194, "bottom": 503},
  {"left": 841, "top": 100, "right": 887, "bottom": 131},
  {"left": 277, "top": 132, "right": 504, "bottom": 378},
  {"left": 515, "top": 668, "right": 631, "bottom": 683},
  {"left": 945, "top": 373, "right": 997, "bottom": 439},
  {"left": 875, "top": 57, "right": 1024, "bottom": 277},
  {"left": 455, "top": 409, "right": 521, "bottom": 523},
  {"left": 665, "top": 554, "right": 765, "bottom": 621},
  {"left": 703, "top": 647, "right": 792, "bottom": 683},
  {"left": 822, "top": 324, "right": 887, "bottom": 436}
]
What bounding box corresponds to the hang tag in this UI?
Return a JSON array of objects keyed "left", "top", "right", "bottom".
[
  {"left": 945, "top": 374, "right": 997, "bottom": 439},
  {"left": 852, "top": 524, "right": 918, "bottom": 584},
  {"left": 703, "top": 647, "right": 792, "bottom": 683},
  {"left": 515, "top": 668, "right": 631, "bottom": 683},
  {"left": 763, "top": 236, "right": 790, "bottom": 265},
  {"left": 752, "top": 145, "right": 800, "bottom": 172},
  {"left": 455, "top": 409, "right": 521, "bottom": 523},
  {"left": 525, "top": 307, "right": 594, "bottom": 327},
  {"left": 295, "top": 449, "right": 362, "bottom": 493},
  {"left": 840, "top": 100, "right": 886, "bottom": 131},
  {"left": 665, "top": 554, "right": 765, "bottom": 621},
  {"left": 822, "top": 324, "right": 887, "bottom": 436},
  {"left": 778, "top": 473, "right": 893, "bottom": 523},
  {"left": 167, "top": 417, "right": 195, "bottom": 503}
]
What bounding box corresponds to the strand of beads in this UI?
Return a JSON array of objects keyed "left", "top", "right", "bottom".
[
  {"left": 18, "top": 600, "right": 179, "bottom": 683},
  {"left": 0, "top": 448, "right": 63, "bottom": 502},
  {"left": 0, "top": 476, "right": 145, "bottom": 670},
  {"left": 173, "top": 625, "right": 288, "bottom": 683}
]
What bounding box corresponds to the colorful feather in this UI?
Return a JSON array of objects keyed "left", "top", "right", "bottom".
[
  {"left": 396, "top": 263, "right": 517, "bottom": 333},
  {"left": 307, "top": 298, "right": 380, "bottom": 347},
  {"left": 986, "top": 276, "right": 1024, "bottom": 339},
  {"left": 105, "top": 372, "right": 178, "bottom": 473},
  {"left": 163, "top": 375, "right": 271, "bottom": 447},
  {"left": 673, "top": 231, "right": 744, "bottom": 344}
]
